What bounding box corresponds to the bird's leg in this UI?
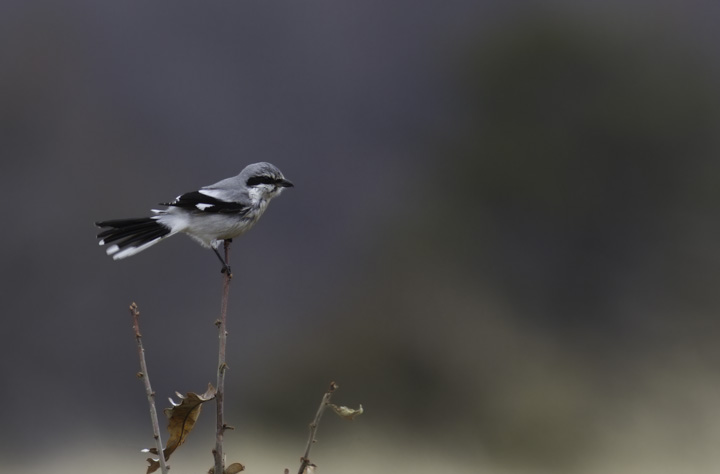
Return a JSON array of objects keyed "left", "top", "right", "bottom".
[{"left": 212, "top": 246, "right": 232, "bottom": 276}]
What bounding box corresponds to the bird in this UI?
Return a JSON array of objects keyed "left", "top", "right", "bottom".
[{"left": 95, "top": 162, "right": 293, "bottom": 274}]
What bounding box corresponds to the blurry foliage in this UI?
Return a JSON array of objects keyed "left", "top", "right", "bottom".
[
  {"left": 428, "top": 17, "right": 720, "bottom": 468},
  {"left": 363, "top": 16, "right": 720, "bottom": 469},
  {"left": 251, "top": 15, "right": 720, "bottom": 472},
  {"left": 460, "top": 18, "right": 718, "bottom": 214},
  {"left": 443, "top": 17, "right": 720, "bottom": 331}
]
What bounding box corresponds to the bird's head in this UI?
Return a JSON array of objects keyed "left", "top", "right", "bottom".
[{"left": 241, "top": 162, "right": 294, "bottom": 201}]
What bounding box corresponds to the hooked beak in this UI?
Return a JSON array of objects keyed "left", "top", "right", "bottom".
[{"left": 278, "top": 179, "right": 294, "bottom": 188}]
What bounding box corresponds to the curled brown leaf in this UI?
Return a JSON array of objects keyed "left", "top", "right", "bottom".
[{"left": 145, "top": 383, "right": 216, "bottom": 473}]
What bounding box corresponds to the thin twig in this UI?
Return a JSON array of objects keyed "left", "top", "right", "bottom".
[
  {"left": 214, "top": 240, "right": 233, "bottom": 474},
  {"left": 130, "top": 302, "right": 169, "bottom": 474},
  {"left": 298, "top": 382, "right": 339, "bottom": 474}
]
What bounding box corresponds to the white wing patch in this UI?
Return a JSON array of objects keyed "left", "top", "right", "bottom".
[
  {"left": 195, "top": 203, "right": 214, "bottom": 211},
  {"left": 198, "top": 188, "right": 225, "bottom": 199}
]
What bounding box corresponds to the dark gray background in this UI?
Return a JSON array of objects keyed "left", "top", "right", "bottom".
[{"left": 2, "top": 1, "right": 720, "bottom": 473}]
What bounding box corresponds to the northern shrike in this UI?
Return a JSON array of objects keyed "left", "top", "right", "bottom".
[{"left": 95, "top": 162, "right": 293, "bottom": 273}]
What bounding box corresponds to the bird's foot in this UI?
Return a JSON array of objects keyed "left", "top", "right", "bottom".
[{"left": 221, "top": 264, "right": 233, "bottom": 278}]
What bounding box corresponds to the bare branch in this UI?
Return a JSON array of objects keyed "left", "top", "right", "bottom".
[
  {"left": 214, "top": 240, "right": 233, "bottom": 474},
  {"left": 298, "top": 382, "right": 339, "bottom": 474},
  {"left": 130, "top": 302, "right": 169, "bottom": 474}
]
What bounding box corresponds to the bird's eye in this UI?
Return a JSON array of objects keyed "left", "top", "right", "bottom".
[{"left": 246, "top": 176, "right": 276, "bottom": 186}]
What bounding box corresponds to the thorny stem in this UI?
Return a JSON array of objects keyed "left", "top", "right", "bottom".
[
  {"left": 130, "top": 302, "right": 169, "bottom": 474},
  {"left": 298, "top": 382, "right": 339, "bottom": 474},
  {"left": 214, "top": 240, "right": 232, "bottom": 474}
]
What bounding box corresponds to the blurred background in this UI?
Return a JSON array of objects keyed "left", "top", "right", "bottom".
[{"left": 2, "top": 1, "right": 720, "bottom": 473}]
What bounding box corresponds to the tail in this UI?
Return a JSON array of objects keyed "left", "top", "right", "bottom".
[{"left": 95, "top": 217, "right": 173, "bottom": 260}]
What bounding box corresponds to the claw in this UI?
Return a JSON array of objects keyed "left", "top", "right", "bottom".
[{"left": 213, "top": 246, "right": 232, "bottom": 277}]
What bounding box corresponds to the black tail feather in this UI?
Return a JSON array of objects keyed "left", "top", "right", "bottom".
[
  {"left": 96, "top": 217, "right": 171, "bottom": 251},
  {"left": 96, "top": 218, "right": 160, "bottom": 240}
]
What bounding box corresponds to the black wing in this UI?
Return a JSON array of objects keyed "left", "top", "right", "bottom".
[{"left": 162, "top": 191, "right": 250, "bottom": 215}]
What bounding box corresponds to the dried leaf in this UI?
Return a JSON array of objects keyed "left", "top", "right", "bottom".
[
  {"left": 208, "top": 462, "right": 245, "bottom": 474},
  {"left": 225, "top": 463, "right": 245, "bottom": 474},
  {"left": 145, "top": 383, "right": 216, "bottom": 473},
  {"left": 329, "top": 403, "right": 363, "bottom": 420}
]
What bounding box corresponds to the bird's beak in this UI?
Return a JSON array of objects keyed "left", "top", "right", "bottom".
[{"left": 278, "top": 179, "right": 294, "bottom": 188}]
